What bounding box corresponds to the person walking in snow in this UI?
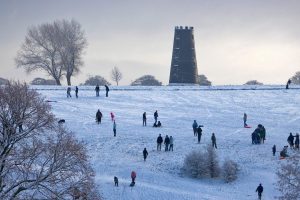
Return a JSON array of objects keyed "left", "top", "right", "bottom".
[
  {"left": 192, "top": 120, "right": 198, "bottom": 136},
  {"left": 110, "top": 112, "right": 115, "bottom": 121},
  {"left": 157, "top": 134, "right": 163, "bottom": 151},
  {"left": 105, "top": 84, "right": 109, "bottom": 97},
  {"left": 131, "top": 171, "right": 136, "bottom": 183},
  {"left": 67, "top": 87, "right": 72, "bottom": 98},
  {"left": 164, "top": 135, "right": 170, "bottom": 151},
  {"left": 114, "top": 176, "right": 118, "bottom": 187},
  {"left": 272, "top": 145, "right": 276, "bottom": 156},
  {"left": 256, "top": 183, "right": 263, "bottom": 200},
  {"left": 287, "top": 133, "right": 295, "bottom": 148},
  {"left": 243, "top": 113, "right": 247, "bottom": 127},
  {"left": 295, "top": 133, "right": 299, "bottom": 150},
  {"left": 197, "top": 126, "right": 202, "bottom": 143},
  {"left": 286, "top": 79, "right": 291, "bottom": 89},
  {"left": 96, "top": 109, "right": 102, "bottom": 124},
  {"left": 75, "top": 86, "right": 78, "bottom": 98},
  {"left": 211, "top": 133, "right": 217, "bottom": 149},
  {"left": 143, "top": 148, "right": 148, "bottom": 161},
  {"left": 169, "top": 136, "right": 174, "bottom": 151},
  {"left": 154, "top": 110, "right": 158, "bottom": 123},
  {"left": 143, "top": 112, "right": 147, "bottom": 126},
  {"left": 113, "top": 120, "right": 117, "bottom": 137},
  {"left": 95, "top": 84, "right": 100, "bottom": 97}
]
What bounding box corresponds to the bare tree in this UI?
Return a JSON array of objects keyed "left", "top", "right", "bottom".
[
  {"left": 290, "top": 71, "right": 300, "bottom": 84},
  {"left": 0, "top": 82, "right": 100, "bottom": 199},
  {"left": 15, "top": 23, "right": 64, "bottom": 85},
  {"left": 276, "top": 154, "right": 300, "bottom": 200},
  {"left": 111, "top": 66, "right": 122, "bottom": 86},
  {"left": 222, "top": 159, "right": 239, "bottom": 183},
  {"left": 16, "top": 19, "right": 87, "bottom": 86},
  {"left": 55, "top": 19, "right": 87, "bottom": 86}
]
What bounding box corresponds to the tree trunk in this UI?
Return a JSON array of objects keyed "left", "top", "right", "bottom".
[
  {"left": 116, "top": 81, "right": 118, "bottom": 86},
  {"left": 55, "top": 78, "right": 61, "bottom": 85},
  {"left": 67, "top": 75, "right": 71, "bottom": 86}
]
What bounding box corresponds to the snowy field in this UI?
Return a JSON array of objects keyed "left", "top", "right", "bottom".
[{"left": 36, "top": 86, "right": 300, "bottom": 200}]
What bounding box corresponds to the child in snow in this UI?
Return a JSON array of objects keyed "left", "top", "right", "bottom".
[
  {"left": 169, "top": 136, "right": 174, "bottom": 151},
  {"left": 67, "top": 87, "right": 72, "bottom": 98},
  {"left": 110, "top": 112, "right": 115, "bottom": 121},
  {"left": 192, "top": 120, "right": 198, "bottom": 136},
  {"left": 243, "top": 113, "right": 247, "bottom": 127},
  {"left": 143, "top": 148, "right": 148, "bottom": 161},
  {"left": 114, "top": 176, "right": 118, "bottom": 187},
  {"left": 131, "top": 171, "right": 136, "bottom": 184},
  {"left": 256, "top": 183, "right": 263, "bottom": 200}
]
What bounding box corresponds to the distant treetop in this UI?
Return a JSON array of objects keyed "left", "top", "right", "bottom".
[
  {"left": 82, "top": 75, "right": 111, "bottom": 86},
  {"left": 244, "top": 80, "right": 263, "bottom": 85},
  {"left": 290, "top": 71, "right": 300, "bottom": 84},
  {"left": 131, "top": 75, "right": 162, "bottom": 86},
  {"left": 197, "top": 74, "right": 212, "bottom": 86},
  {"left": 31, "top": 78, "right": 57, "bottom": 85}
]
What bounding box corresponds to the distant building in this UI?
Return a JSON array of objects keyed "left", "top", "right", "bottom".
[{"left": 169, "top": 26, "right": 199, "bottom": 84}]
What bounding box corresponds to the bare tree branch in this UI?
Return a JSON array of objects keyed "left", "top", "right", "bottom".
[{"left": 111, "top": 66, "right": 122, "bottom": 86}]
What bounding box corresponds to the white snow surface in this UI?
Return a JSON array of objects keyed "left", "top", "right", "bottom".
[{"left": 36, "top": 86, "right": 300, "bottom": 200}]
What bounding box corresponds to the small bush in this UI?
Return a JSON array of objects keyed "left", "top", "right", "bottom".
[
  {"left": 223, "top": 159, "right": 239, "bottom": 183},
  {"left": 182, "top": 145, "right": 220, "bottom": 178}
]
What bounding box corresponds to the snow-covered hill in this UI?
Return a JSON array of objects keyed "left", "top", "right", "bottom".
[{"left": 37, "top": 86, "right": 299, "bottom": 200}]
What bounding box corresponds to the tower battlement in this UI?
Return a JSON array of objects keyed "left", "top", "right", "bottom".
[{"left": 169, "top": 26, "right": 198, "bottom": 84}]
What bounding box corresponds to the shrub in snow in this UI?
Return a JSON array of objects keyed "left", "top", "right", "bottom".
[
  {"left": 222, "top": 159, "right": 239, "bottom": 183},
  {"left": 276, "top": 153, "right": 300, "bottom": 200},
  {"left": 182, "top": 145, "right": 220, "bottom": 178}
]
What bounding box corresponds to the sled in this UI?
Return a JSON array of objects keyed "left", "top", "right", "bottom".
[
  {"left": 244, "top": 125, "right": 251, "bottom": 128},
  {"left": 280, "top": 156, "right": 286, "bottom": 160},
  {"left": 129, "top": 182, "right": 135, "bottom": 187}
]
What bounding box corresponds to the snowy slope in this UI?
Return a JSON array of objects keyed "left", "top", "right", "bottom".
[{"left": 36, "top": 86, "right": 300, "bottom": 200}]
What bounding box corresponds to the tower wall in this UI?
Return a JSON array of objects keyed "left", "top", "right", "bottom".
[{"left": 169, "top": 26, "right": 198, "bottom": 84}]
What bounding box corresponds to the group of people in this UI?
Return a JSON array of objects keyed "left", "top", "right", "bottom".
[
  {"left": 66, "top": 84, "right": 110, "bottom": 98},
  {"left": 192, "top": 120, "right": 204, "bottom": 143},
  {"left": 287, "top": 132, "right": 299, "bottom": 150},
  {"left": 96, "top": 110, "right": 117, "bottom": 136},
  {"left": 67, "top": 86, "right": 78, "bottom": 98},
  {"left": 156, "top": 134, "right": 174, "bottom": 151},
  {"left": 251, "top": 124, "right": 266, "bottom": 144},
  {"left": 95, "top": 84, "right": 110, "bottom": 97}
]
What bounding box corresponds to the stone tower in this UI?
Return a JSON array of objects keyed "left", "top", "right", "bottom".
[{"left": 169, "top": 26, "right": 198, "bottom": 84}]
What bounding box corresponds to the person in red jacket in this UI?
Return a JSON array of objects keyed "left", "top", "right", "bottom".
[
  {"left": 110, "top": 112, "right": 115, "bottom": 121},
  {"left": 131, "top": 171, "right": 136, "bottom": 183}
]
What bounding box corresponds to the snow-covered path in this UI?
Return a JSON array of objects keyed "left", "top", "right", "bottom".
[{"left": 39, "top": 86, "right": 300, "bottom": 199}]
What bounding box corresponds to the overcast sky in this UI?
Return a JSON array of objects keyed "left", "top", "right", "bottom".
[{"left": 1, "top": 0, "right": 300, "bottom": 85}]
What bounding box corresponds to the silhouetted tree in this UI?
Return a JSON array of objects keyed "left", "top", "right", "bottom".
[
  {"left": 16, "top": 19, "right": 87, "bottom": 86},
  {"left": 0, "top": 77, "right": 8, "bottom": 85},
  {"left": 111, "top": 66, "right": 122, "bottom": 86}
]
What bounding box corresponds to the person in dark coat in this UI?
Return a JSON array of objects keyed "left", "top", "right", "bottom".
[
  {"left": 114, "top": 176, "right": 118, "bottom": 187},
  {"left": 287, "top": 133, "right": 295, "bottom": 148},
  {"left": 169, "top": 136, "right": 174, "bottom": 151},
  {"left": 95, "top": 84, "right": 100, "bottom": 97},
  {"left": 96, "top": 109, "right": 102, "bottom": 124},
  {"left": 192, "top": 120, "right": 198, "bottom": 136},
  {"left": 143, "top": 112, "right": 147, "bottom": 126},
  {"left": 243, "top": 113, "right": 247, "bottom": 127},
  {"left": 143, "top": 148, "right": 148, "bottom": 161},
  {"left": 286, "top": 79, "right": 291, "bottom": 89},
  {"left": 272, "top": 145, "right": 276, "bottom": 156},
  {"left": 154, "top": 110, "right": 158, "bottom": 123},
  {"left": 75, "top": 86, "right": 78, "bottom": 98},
  {"left": 67, "top": 87, "right": 72, "bottom": 98},
  {"left": 256, "top": 183, "right": 263, "bottom": 200},
  {"left": 211, "top": 133, "right": 217, "bottom": 149},
  {"left": 157, "top": 134, "right": 163, "bottom": 151},
  {"left": 295, "top": 133, "right": 299, "bottom": 150},
  {"left": 113, "top": 120, "right": 116, "bottom": 137},
  {"left": 105, "top": 85, "right": 109, "bottom": 97},
  {"left": 197, "top": 126, "right": 202, "bottom": 143},
  {"left": 164, "top": 135, "right": 170, "bottom": 151},
  {"left": 280, "top": 146, "right": 289, "bottom": 158}
]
